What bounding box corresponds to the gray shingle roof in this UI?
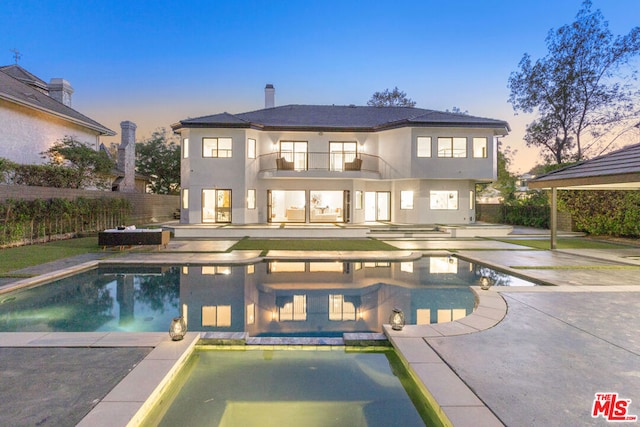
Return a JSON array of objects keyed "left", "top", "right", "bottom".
[
  {"left": 529, "top": 142, "right": 640, "bottom": 189},
  {"left": 173, "top": 105, "right": 510, "bottom": 133},
  {"left": 0, "top": 66, "right": 115, "bottom": 136},
  {"left": 0, "top": 64, "right": 48, "bottom": 92}
]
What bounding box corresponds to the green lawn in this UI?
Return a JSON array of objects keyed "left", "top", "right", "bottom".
[
  {"left": 229, "top": 238, "right": 400, "bottom": 252},
  {"left": 0, "top": 237, "right": 101, "bottom": 275},
  {"left": 495, "top": 237, "right": 634, "bottom": 250}
]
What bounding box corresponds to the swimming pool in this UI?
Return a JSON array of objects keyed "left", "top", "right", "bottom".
[
  {"left": 140, "top": 348, "right": 441, "bottom": 427},
  {"left": 0, "top": 257, "right": 537, "bottom": 334}
]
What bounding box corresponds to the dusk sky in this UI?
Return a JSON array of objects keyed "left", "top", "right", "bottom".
[{"left": 3, "top": 0, "right": 639, "bottom": 173}]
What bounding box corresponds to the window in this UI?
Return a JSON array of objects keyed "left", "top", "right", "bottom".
[
  {"left": 416, "top": 309, "right": 431, "bottom": 325},
  {"left": 329, "top": 294, "right": 356, "bottom": 321},
  {"left": 309, "top": 262, "right": 345, "bottom": 272},
  {"left": 247, "top": 138, "right": 256, "bottom": 159},
  {"left": 202, "top": 305, "right": 231, "bottom": 327},
  {"left": 417, "top": 136, "right": 431, "bottom": 157},
  {"left": 470, "top": 190, "right": 475, "bottom": 209},
  {"left": 430, "top": 256, "right": 458, "bottom": 273},
  {"left": 400, "top": 191, "right": 414, "bottom": 209},
  {"left": 247, "top": 189, "right": 256, "bottom": 209},
  {"left": 182, "top": 188, "right": 189, "bottom": 210},
  {"left": 355, "top": 190, "right": 363, "bottom": 209},
  {"left": 437, "top": 137, "right": 467, "bottom": 158},
  {"left": 203, "top": 137, "right": 232, "bottom": 158},
  {"left": 473, "top": 137, "right": 487, "bottom": 158},
  {"left": 401, "top": 262, "right": 414, "bottom": 273},
  {"left": 278, "top": 295, "right": 307, "bottom": 321},
  {"left": 430, "top": 190, "right": 458, "bottom": 210},
  {"left": 202, "top": 266, "right": 231, "bottom": 275},
  {"left": 183, "top": 138, "right": 189, "bottom": 159},
  {"left": 246, "top": 303, "right": 255, "bottom": 325}
]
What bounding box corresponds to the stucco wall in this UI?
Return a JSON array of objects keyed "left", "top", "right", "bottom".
[
  {"left": 409, "top": 127, "right": 496, "bottom": 180},
  {"left": 0, "top": 100, "right": 101, "bottom": 164}
]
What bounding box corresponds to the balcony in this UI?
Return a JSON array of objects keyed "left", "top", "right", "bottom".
[{"left": 258, "top": 152, "right": 381, "bottom": 179}]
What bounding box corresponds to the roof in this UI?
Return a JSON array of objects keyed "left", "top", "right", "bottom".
[
  {"left": 0, "top": 66, "right": 115, "bottom": 136},
  {"left": 529, "top": 142, "right": 640, "bottom": 190},
  {"left": 172, "top": 105, "right": 510, "bottom": 134},
  {"left": 0, "top": 64, "right": 48, "bottom": 92}
]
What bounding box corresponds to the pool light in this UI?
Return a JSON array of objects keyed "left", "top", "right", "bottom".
[
  {"left": 480, "top": 276, "right": 493, "bottom": 290},
  {"left": 389, "top": 307, "right": 405, "bottom": 331},
  {"left": 169, "top": 316, "right": 187, "bottom": 341}
]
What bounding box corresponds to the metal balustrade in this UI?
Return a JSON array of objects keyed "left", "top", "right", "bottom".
[{"left": 258, "top": 152, "right": 380, "bottom": 174}]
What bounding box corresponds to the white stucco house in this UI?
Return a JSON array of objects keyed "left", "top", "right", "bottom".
[
  {"left": 171, "top": 87, "right": 510, "bottom": 227},
  {"left": 0, "top": 64, "right": 115, "bottom": 165}
]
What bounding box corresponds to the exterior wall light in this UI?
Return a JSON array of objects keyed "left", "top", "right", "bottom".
[
  {"left": 169, "top": 316, "right": 187, "bottom": 341},
  {"left": 480, "top": 276, "right": 493, "bottom": 290},
  {"left": 389, "top": 307, "right": 406, "bottom": 331}
]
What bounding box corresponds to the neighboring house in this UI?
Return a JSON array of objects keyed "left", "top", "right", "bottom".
[
  {"left": 171, "top": 87, "right": 510, "bottom": 225},
  {"left": 0, "top": 64, "right": 115, "bottom": 164}
]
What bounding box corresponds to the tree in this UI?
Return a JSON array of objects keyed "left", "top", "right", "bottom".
[
  {"left": 136, "top": 129, "right": 180, "bottom": 195},
  {"left": 494, "top": 141, "right": 518, "bottom": 202},
  {"left": 446, "top": 106, "right": 469, "bottom": 115},
  {"left": 42, "top": 136, "right": 114, "bottom": 189},
  {"left": 367, "top": 87, "right": 416, "bottom": 107},
  {"left": 508, "top": 0, "right": 640, "bottom": 164}
]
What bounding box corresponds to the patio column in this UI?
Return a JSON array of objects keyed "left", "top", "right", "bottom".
[{"left": 550, "top": 187, "right": 557, "bottom": 250}]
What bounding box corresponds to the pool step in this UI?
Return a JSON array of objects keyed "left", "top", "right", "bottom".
[{"left": 198, "top": 332, "right": 390, "bottom": 347}]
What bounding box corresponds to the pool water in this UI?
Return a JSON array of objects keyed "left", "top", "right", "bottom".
[
  {"left": 0, "top": 257, "right": 537, "bottom": 334},
  {"left": 141, "top": 348, "right": 440, "bottom": 427}
]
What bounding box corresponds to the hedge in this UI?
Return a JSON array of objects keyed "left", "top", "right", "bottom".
[
  {"left": 0, "top": 197, "right": 130, "bottom": 246},
  {"left": 558, "top": 190, "right": 640, "bottom": 237}
]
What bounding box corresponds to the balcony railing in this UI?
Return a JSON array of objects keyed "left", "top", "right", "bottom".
[{"left": 259, "top": 152, "right": 380, "bottom": 174}]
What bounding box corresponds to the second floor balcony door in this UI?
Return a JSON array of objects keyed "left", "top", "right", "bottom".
[
  {"left": 329, "top": 142, "right": 357, "bottom": 171},
  {"left": 280, "top": 142, "right": 308, "bottom": 171}
]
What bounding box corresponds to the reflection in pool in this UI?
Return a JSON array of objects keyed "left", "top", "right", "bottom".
[{"left": 0, "top": 257, "right": 537, "bottom": 334}]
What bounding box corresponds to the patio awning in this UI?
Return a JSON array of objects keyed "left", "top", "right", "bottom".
[{"left": 528, "top": 142, "right": 640, "bottom": 249}]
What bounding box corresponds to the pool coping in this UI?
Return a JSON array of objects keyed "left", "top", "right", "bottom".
[
  {"left": 384, "top": 287, "right": 507, "bottom": 427},
  {"left": 0, "top": 253, "right": 507, "bottom": 427},
  {"left": 71, "top": 287, "right": 507, "bottom": 427}
]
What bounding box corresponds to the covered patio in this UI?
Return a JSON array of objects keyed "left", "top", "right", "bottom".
[{"left": 529, "top": 142, "right": 640, "bottom": 249}]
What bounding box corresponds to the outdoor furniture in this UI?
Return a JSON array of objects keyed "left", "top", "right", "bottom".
[
  {"left": 344, "top": 158, "right": 362, "bottom": 171},
  {"left": 99, "top": 228, "right": 170, "bottom": 250},
  {"left": 276, "top": 157, "right": 294, "bottom": 170}
]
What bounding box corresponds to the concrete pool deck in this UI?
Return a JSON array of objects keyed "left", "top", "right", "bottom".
[{"left": 1, "top": 235, "right": 640, "bottom": 426}]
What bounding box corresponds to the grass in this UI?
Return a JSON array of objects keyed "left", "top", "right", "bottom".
[
  {"left": 229, "top": 238, "right": 400, "bottom": 252},
  {"left": 494, "top": 237, "right": 633, "bottom": 250},
  {"left": 0, "top": 237, "right": 101, "bottom": 275}
]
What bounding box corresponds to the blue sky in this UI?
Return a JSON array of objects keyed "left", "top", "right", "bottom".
[{"left": 2, "top": 0, "right": 639, "bottom": 172}]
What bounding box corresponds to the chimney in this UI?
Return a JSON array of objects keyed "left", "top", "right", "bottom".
[
  {"left": 48, "top": 78, "right": 74, "bottom": 107},
  {"left": 117, "top": 121, "right": 137, "bottom": 193},
  {"left": 265, "top": 84, "right": 275, "bottom": 108}
]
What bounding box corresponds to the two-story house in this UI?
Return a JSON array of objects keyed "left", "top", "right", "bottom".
[{"left": 171, "top": 91, "right": 509, "bottom": 228}]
